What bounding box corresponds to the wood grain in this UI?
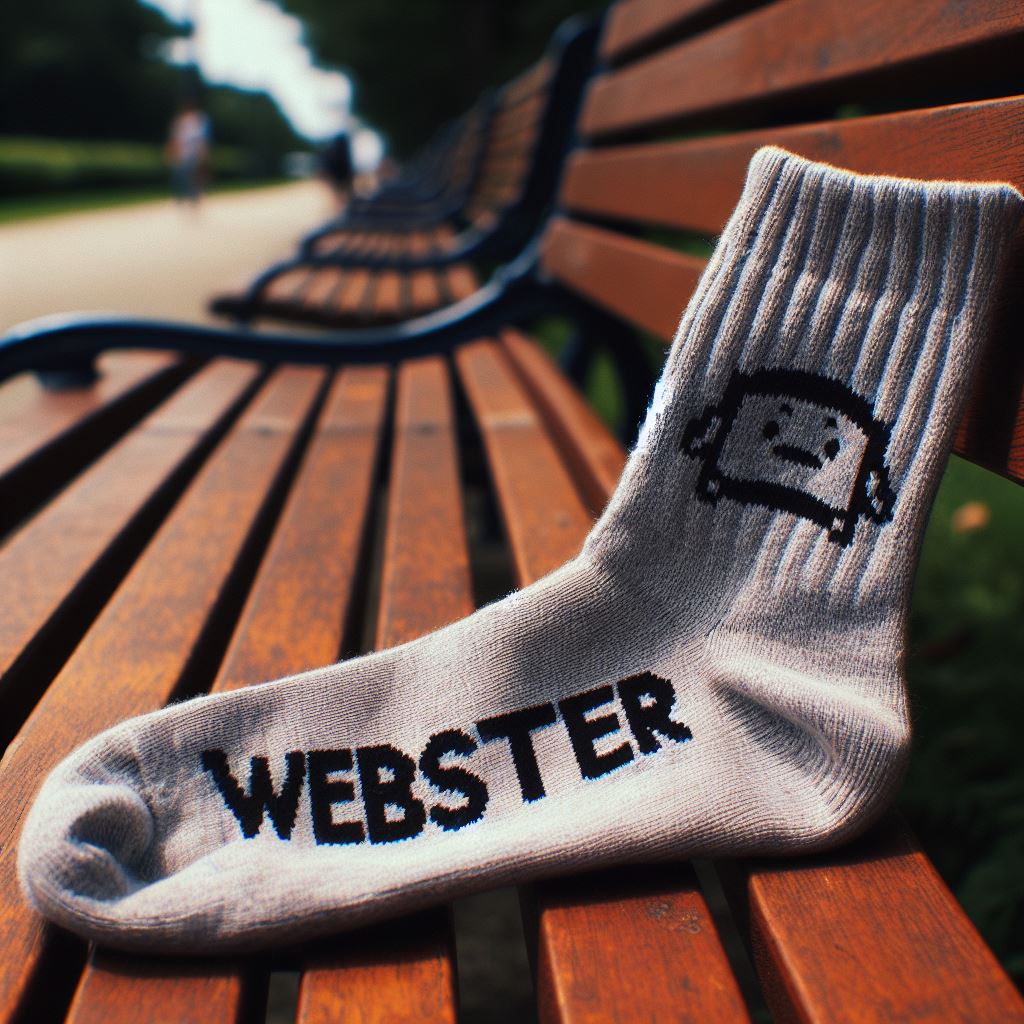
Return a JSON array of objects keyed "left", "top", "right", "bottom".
[
  {"left": 541, "top": 217, "right": 704, "bottom": 341},
  {"left": 500, "top": 329, "right": 625, "bottom": 517},
  {"left": 0, "top": 352, "right": 188, "bottom": 533},
  {"left": 66, "top": 367, "right": 390, "bottom": 1024},
  {"left": 733, "top": 815, "right": 1024, "bottom": 1023},
  {"left": 0, "top": 361, "right": 261, "bottom": 742},
  {"left": 457, "top": 337, "right": 751, "bottom": 1020},
  {"left": 600, "top": 0, "right": 751, "bottom": 63},
  {"left": 535, "top": 864, "right": 751, "bottom": 1023},
  {"left": 296, "top": 358, "right": 468, "bottom": 1024},
  {"left": 0, "top": 368, "right": 323, "bottom": 1023},
  {"left": 564, "top": 96, "right": 1024, "bottom": 234},
  {"left": 583, "top": 0, "right": 1024, "bottom": 137}
]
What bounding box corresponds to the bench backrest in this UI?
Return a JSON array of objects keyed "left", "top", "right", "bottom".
[{"left": 542, "top": 0, "right": 1024, "bottom": 484}]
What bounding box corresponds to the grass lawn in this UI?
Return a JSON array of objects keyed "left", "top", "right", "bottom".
[{"left": 0, "top": 178, "right": 290, "bottom": 226}]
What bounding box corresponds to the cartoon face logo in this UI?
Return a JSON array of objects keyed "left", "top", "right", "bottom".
[{"left": 680, "top": 368, "right": 895, "bottom": 546}]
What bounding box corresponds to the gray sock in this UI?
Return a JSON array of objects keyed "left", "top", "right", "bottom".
[{"left": 18, "top": 147, "right": 1023, "bottom": 952}]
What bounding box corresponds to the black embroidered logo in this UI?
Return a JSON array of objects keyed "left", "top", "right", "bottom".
[
  {"left": 201, "top": 673, "right": 692, "bottom": 844},
  {"left": 681, "top": 368, "right": 895, "bottom": 546}
]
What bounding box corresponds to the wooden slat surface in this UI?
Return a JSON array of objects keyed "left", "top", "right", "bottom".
[
  {"left": 735, "top": 815, "right": 1024, "bottom": 1023},
  {"left": 0, "top": 352, "right": 188, "bottom": 533},
  {"left": 535, "top": 864, "right": 752, "bottom": 1024},
  {"left": 0, "top": 352, "right": 178, "bottom": 484},
  {"left": 564, "top": 95, "right": 1024, "bottom": 234},
  {"left": 0, "top": 361, "right": 261, "bottom": 747},
  {"left": 584, "top": 0, "right": 1024, "bottom": 137},
  {"left": 0, "top": 367, "right": 323, "bottom": 1022},
  {"left": 541, "top": 217, "right": 704, "bottom": 340},
  {"left": 455, "top": 337, "right": 751, "bottom": 1021},
  {"left": 66, "top": 367, "right": 389, "bottom": 1024},
  {"left": 500, "top": 329, "right": 625, "bottom": 517},
  {"left": 600, "top": 0, "right": 749, "bottom": 62},
  {"left": 297, "top": 357, "right": 469, "bottom": 1024}
]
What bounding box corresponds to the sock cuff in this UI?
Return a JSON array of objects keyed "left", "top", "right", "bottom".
[{"left": 599, "top": 147, "right": 1022, "bottom": 596}]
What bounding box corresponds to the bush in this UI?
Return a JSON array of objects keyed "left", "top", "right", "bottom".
[{"left": 0, "top": 137, "right": 254, "bottom": 197}]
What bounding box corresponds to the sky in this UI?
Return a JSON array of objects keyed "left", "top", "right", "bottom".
[{"left": 143, "top": 0, "right": 383, "bottom": 164}]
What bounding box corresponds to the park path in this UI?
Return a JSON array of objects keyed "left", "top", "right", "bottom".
[{"left": 0, "top": 182, "right": 331, "bottom": 333}]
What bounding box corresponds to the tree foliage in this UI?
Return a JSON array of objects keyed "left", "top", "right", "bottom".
[
  {"left": 276, "top": 0, "right": 607, "bottom": 156},
  {"left": 0, "top": 0, "right": 304, "bottom": 165}
]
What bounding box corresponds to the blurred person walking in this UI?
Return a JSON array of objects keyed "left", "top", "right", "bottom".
[
  {"left": 166, "top": 98, "right": 211, "bottom": 205},
  {"left": 320, "top": 131, "right": 354, "bottom": 209}
]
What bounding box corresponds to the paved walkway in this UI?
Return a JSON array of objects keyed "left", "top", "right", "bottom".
[{"left": 0, "top": 182, "right": 331, "bottom": 332}]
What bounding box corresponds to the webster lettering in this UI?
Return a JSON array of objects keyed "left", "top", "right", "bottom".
[{"left": 201, "top": 671, "right": 691, "bottom": 844}]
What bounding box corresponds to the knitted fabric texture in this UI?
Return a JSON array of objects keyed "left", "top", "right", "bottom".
[{"left": 17, "top": 147, "right": 1024, "bottom": 952}]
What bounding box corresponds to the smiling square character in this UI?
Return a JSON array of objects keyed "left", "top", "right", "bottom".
[{"left": 681, "top": 368, "right": 896, "bottom": 545}]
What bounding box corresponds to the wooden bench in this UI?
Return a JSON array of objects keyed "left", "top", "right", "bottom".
[
  {"left": 2, "top": 0, "right": 1023, "bottom": 1020},
  {"left": 211, "top": 20, "right": 597, "bottom": 329}
]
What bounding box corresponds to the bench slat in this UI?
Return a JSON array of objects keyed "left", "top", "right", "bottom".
[
  {"left": 67, "top": 367, "right": 389, "bottom": 1024},
  {"left": 600, "top": 0, "right": 748, "bottom": 63},
  {"left": 0, "top": 361, "right": 262, "bottom": 751},
  {"left": 534, "top": 864, "right": 752, "bottom": 1024},
  {"left": 564, "top": 96, "right": 1024, "bottom": 234},
  {"left": 733, "top": 815, "right": 1024, "bottom": 1022},
  {"left": 500, "top": 329, "right": 625, "bottom": 516},
  {"left": 0, "top": 367, "right": 323, "bottom": 1023},
  {"left": 546, "top": 217, "right": 1024, "bottom": 483},
  {"left": 296, "top": 357, "right": 468, "bottom": 1024},
  {"left": 583, "top": 0, "right": 1024, "bottom": 138},
  {"left": 542, "top": 217, "right": 704, "bottom": 341},
  {"left": 0, "top": 352, "right": 188, "bottom": 533},
  {"left": 456, "top": 338, "right": 751, "bottom": 1021}
]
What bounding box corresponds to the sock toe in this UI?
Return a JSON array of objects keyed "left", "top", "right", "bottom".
[{"left": 20, "top": 758, "right": 155, "bottom": 924}]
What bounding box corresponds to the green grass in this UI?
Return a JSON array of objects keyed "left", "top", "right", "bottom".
[{"left": 903, "top": 456, "right": 1024, "bottom": 984}]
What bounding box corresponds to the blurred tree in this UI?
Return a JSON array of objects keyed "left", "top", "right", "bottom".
[
  {"left": 0, "top": 0, "right": 182, "bottom": 141},
  {"left": 0, "top": 0, "right": 305, "bottom": 166},
  {"left": 277, "top": 0, "right": 607, "bottom": 156}
]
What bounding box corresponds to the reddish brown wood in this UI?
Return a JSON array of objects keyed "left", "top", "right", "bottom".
[
  {"left": 0, "top": 353, "right": 190, "bottom": 534},
  {"left": 217, "top": 366, "right": 390, "bottom": 691},
  {"left": 372, "top": 269, "right": 405, "bottom": 319},
  {"left": 564, "top": 95, "right": 1024, "bottom": 233},
  {"left": 332, "top": 268, "right": 373, "bottom": 316},
  {"left": 736, "top": 815, "right": 1024, "bottom": 1023},
  {"left": 302, "top": 267, "right": 347, "bottom": 310},
  {"left": 443, "top": 265, "right": 479, "bottom": 304},
  {"left": 66, "top": 367, "right": 390, "bottom": 1024},
  {"left": 0, "top": 351, "right": 177, "bottom": 483},
  {"left": 376, "top": 357, "right": 474, "bottom": 647},
  {"left": 500, "top": 329, "right": 625, "bottom": 516},
  {"left": 456, "top": 339, "right": 591, "bottom": 582},
  {"left": 296, "top": 358, "right": 468, "bottom": 1024},
  {"left": 0, "top": 367, "right": 323, "bottom": 1023},
  {"left": 583, "top": 0, "right": 1024, "bottom": 138},
  {"left": 541, "top": 217, "right": 704, "bottom": 340},
  {"left": 600, "top": 0, "right": 746, "bottom": 62},
  {"left": 409, "top": 269, "right": 442, "bottom": 313},
  {"left": 0, "top": 361, "right": 261, "bottom": 713},
  {"left": 535, "top": 864, "right": 751, "bottom": 1024},
  {"left": 265, "top": 267, "right": 311, "bottom": 302},
  {"left": 64, "top": 956, "right": 263, "bottom": 1024},
  {"left": 298, "top": 914, "right": 459, "bottom": 1024},
  {"left": 457, "top": 338, "right": 752, "bottom": 1020}
]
